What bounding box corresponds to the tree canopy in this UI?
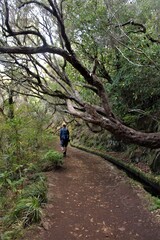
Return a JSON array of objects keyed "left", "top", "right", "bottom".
[{"left": 0, "top": 0, "right": 160, "bottom": 148}]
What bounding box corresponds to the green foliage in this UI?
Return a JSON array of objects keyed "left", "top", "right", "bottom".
[
  {"left": 2, "top": 176, "right": 47, "bottom": 228},
  {"left": 150, "top": 197, "right": 160, "bottom": 211},
  {"left": 1, "top": 227, "right": 23, "bottom": 240},
  {"left": 0, "top": 173, "right": 25, "bottom": 193},
  {"left": 0, "top": 101, "right": 51, "bottom": 170},
  {"left": 1, "top": 0, "right": 160, "bottom": 235},
  {"left": 42, "top": 150, "right": 64, "bottom": 168},
  {"left": 21, "top": 178, "right": 47, "bottom": 204},
  {"left": 4, "top": 197, "right": 42, "bottom": 227},
  {"left": 0, "top": 99, "right": 56, "bottom": 238},
  {"left": 0, "top": 171, "right": 12, "bottom": 188},
  {"left": 64, "top": 0, "right": 160, "bottom": 133},
  {"left": 71, "top": 122, "right": 122, "bottom": 152},
  {"left": 1, "top": 172, "right": 47, "bottom": 238}
]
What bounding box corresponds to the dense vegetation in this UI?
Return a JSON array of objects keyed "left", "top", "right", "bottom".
[
  {"left": 0, "top": 0, "right": 159, "bottom": 147},
  {"left": 0, "top": 0, "right": 160, "bottom": 238},
  {"left": 0, "top": 98, "right": 63, "bottom": 239}
]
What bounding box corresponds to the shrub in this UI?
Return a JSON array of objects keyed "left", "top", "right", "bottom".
[
  {"left": 4, "top": 197, "right": 42, "bottom": 228},
  {"left": 0, "top": 224, "right": 23, "bottom": 240},
  {"left": 21, "top": 178, "right": 47, "bottom": 204},
  {"left": 42, "top": 150, "right": 63, "bottom": 168},
  {"left": 150, "top": 197, "right": 160, "bottom": 211}
]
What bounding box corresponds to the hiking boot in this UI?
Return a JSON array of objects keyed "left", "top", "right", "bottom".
[{"left": 63, "top": 151, "right": 66, "bottom": 157}]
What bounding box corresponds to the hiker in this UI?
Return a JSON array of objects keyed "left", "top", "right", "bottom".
[{"left": 60, "top": 122, "right": 70, "bottom": 157}]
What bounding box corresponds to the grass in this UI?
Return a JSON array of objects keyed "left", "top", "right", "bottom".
[
  {"left": 150, "top": 197, "right": 160, "bottom": 211},
  {"left": 41, "top": 150, "right": 64, "bottom": 168},
  {"left": 21, "top": 178, "right": 47, "bottom": 204}
]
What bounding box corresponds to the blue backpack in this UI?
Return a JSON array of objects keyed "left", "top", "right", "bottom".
[{"left": 60, "top": 127, "right": 69, "bottom": 140}]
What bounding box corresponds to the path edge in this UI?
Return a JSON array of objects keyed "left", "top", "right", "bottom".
[{"left": 71, "top": 143, "right": 160, "bottom": 196}]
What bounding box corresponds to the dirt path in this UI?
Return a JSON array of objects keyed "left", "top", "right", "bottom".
[{"left": 24, "top": 144, "right": 160, "bottom": 240}]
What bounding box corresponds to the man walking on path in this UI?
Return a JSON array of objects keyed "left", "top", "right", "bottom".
[{"left": 60, "top": 122, "right": 70, "bottom": 157}]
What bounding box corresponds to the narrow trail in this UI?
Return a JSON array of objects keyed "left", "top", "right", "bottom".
[{"left": 24, "top": 144, "right": 160, "bottom": 240}]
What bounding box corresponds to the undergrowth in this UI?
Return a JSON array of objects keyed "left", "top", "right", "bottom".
[{"left": 0, "top": 111, "right": 63, "bottom": 240}]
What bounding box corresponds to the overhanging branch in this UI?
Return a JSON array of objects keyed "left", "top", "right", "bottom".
[{"left": 116, "top": 20, "right": 160, "bottom": 44}]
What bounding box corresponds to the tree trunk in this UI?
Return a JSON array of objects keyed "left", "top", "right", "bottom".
[{"left": 8, "top": 89, "right": 14, "bottom": 119}]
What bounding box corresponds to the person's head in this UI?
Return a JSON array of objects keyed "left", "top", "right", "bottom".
[{"left": 62, "top": 122, "right": 66, "bottom": 128}]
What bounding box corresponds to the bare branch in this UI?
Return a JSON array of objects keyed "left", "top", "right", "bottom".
[
  {"left": 67, "top": 99, "right": 85, "bottom": 118},
  {"left": 116, "top": 20, "right": 160, "bottom": 44},
  {"left": 3, "top": 0, "right": 47, "bottom": 46}
]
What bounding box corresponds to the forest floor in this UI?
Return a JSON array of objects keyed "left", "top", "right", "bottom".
[{"left": 23, "top": 143, "right": 160, "bottom": 240}]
